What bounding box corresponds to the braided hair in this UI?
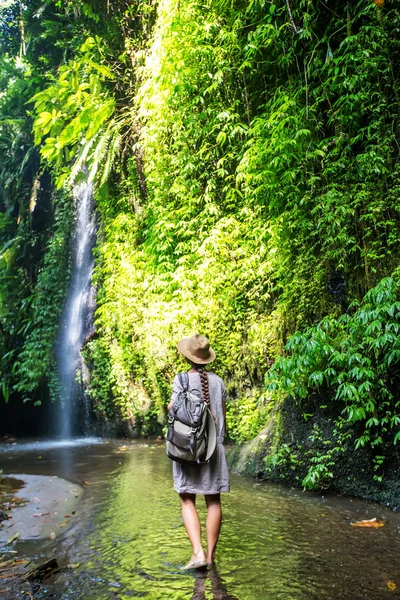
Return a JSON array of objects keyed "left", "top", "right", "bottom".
[{"left": 198, "top": 367, "right": 210, "bottom": 405}]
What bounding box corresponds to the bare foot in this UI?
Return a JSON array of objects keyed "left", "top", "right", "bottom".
[
  {"left": 205, "top": 548, "right": 215, "bottom": 565},
  {"left": 182, "top": 550, "right": 207, "bottom": 570},
  {"left": 192, "top": 549, "right": 206, "bottom": 563}
]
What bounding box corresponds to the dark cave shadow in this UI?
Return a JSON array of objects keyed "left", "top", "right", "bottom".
[{"left": 190, "top": 564, "right": 240, "bottom": 600}]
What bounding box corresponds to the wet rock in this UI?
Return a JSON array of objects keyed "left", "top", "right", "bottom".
[
  {"left": 0, "top": 509, "right": 9, "bottom": 521},
  {"left": 0, "top": 474, "right": 83, "bottom": 541}
]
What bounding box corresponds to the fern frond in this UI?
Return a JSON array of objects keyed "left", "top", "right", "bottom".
[
  {"left": 69, "top": 130, "right": 101, "bottom": 184},
  {"left": 100, "top": 130, "right": 122, "bottom": 185},
  {"left": 88, "top": 126, "right": 112, "bottom": 183}
]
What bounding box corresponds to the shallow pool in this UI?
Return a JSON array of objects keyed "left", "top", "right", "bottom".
[{"left": 1, "top": 439, "right": 399, "bottom": 599}]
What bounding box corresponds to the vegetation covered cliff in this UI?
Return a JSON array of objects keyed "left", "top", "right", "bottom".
[{"left": 1, "top": 0, "right": 399, "bottom": 498}]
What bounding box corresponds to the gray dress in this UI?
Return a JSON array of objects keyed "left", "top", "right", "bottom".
[{"left": 171, "top": 371, "right": 230, "bottom": 495}]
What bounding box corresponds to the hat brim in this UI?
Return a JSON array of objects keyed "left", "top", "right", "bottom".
[{"left": 177, "top": 339, "right": 216, "bottom": 364}]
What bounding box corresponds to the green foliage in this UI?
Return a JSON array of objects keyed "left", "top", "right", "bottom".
[
  {"left": 31, "top": 36, "right": 119, "bottom": 188},
  {"left": 83, "top": 0, "right": 400, "bottom": 443},
  {"left": 0, "top": 0, "right": 90, "bottom": 407},
  {"left": 233, "top": 0, "right": 400, "bottom": 323},
  {"left": 262, "top": 416, "right": 353, "bottom": 492},
  {"left": 82, "top": 337, "right": 113, "bottom": 416},
  {"left": 267, "top": 274, "right": 400, "bottom": 458},
  {"left": 13, "top": 191, "right": 74, "bottom": 401},
  {"left": 225, "top": 389, "right": 273, "bottom": 444},
  {"left": 30, "top": 0, "right": 157, "bottom": 189},
  {"left": 86, "top": 172, "right": 281, "bottom": 430},
  {"left": 2, "top": 0, "right": 400, "bottom": 483},
  {"left": 0, "top": 0, "right": 144, "bottom": 411},
  {"left": 266, "top": 443, "right": 298, "bottom": 472},
  {"left": 300, "top": 422, "right": 352, "bottom": 491}
]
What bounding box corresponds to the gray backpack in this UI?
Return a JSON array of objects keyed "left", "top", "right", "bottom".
[{"left": 166, "top": 372, "right": 216, "bottom": 464}]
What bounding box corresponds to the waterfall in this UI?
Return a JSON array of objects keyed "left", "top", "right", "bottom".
[{"left": 56, "top": 180, "right": 96, "bottom": 439}]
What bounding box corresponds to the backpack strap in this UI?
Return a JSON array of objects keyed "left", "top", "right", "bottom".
[
  {"left": 169, "top": 372, "right": 189, "bottom": 422},
  {"left": 178, "top": 371, "right": 189, "bottom": 392}
]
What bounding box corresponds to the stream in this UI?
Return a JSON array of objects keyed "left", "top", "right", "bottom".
[{"left": 1, "top": 439, "right": 399, "bottom": 599}]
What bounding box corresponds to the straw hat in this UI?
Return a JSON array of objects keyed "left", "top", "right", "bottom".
[{"left": 177, "top": 334, "right": 216, "bottom": 364}]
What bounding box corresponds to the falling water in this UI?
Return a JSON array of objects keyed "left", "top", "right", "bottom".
[{"left": 56, "top": 180, "right": 96, "bottom": 439}]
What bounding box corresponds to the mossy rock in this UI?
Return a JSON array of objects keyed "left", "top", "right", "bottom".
[{"left": 227, "top": 408, "right": 278, "bottom": 478}]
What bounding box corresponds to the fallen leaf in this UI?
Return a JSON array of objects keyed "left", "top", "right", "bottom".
[
  {"left": 388, "top": 581, "right": 397, "bottom": 591},
  {"left": 67, "top": 563, "right": 80, "bottom": 569},
  {"left": 81, "top": 480, "right": 91, "bottom": 486},
  {"left": 351, "top": 517, "right": 385, "bottom": 528},
  {"left": 114, "top": 445, "right": 128, "bottom": 454},
  {"left": 33, "top": 512, "right": 50, "bottom": 517},
  {"left": 59, "top": 521, "right": 68, "bottom": 528},
  {"left": 64, "top": 514, "right": 72, "bottom": 518},
  {"left": 7, "top": 533, "right": 20, "bottom": 544}
]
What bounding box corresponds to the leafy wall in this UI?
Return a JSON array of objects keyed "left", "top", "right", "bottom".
[{"left": 82, "top": 0, "right": 400, "bottom": 448}]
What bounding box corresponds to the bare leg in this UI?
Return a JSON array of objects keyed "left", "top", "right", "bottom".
[
  {"left": 205, "top": 493, "right": 222, "bottom": 564},
  {"left": 179, "top": 493, "right": 206, "bottom": 565}
]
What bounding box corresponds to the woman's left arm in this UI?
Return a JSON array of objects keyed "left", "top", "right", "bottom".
[
  {"left": 168, "top": 375, "right": 180, "bottom": 412},
  {"left": 222, "top": 382, "right": 227, "bottom": 436}
]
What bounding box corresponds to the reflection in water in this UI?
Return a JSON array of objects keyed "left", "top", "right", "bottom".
[
  {"left": 191, "top": 566, "right": 239, "bottom": 600},
  {"left": 0, "top": 437, "right": 101, "bottom": 453},
  {"left": 1, "top": 442, "right": 400, "bottom": 600}
]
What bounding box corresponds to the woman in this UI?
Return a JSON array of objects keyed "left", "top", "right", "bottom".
[{"left": 168, "top": 334, "right": 230, "bottom": 570}]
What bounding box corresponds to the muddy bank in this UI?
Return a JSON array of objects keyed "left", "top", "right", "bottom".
[{"left": 227, "top": 396, "right": 400, "bottom": 510}]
